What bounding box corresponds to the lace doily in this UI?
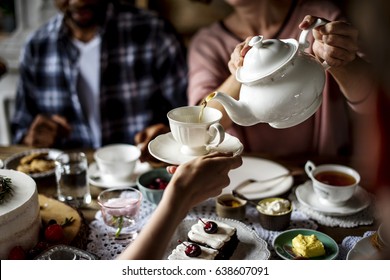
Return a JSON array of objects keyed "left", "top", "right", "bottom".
[
  {"left": 337, "top": 231, "right": 375, "bottom": 260},
  {"left": 87, "top": 199, "right": 156, "bottom": 260},
  {"left": 87, "top": 197, "right": 317, "bottom": 260},
  {"left": 289, "top": 182, "right": 375, "bottom": 228}
]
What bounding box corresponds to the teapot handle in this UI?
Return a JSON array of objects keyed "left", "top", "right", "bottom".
[{"left": 298, "top": 18, "right": 330, "bottom": 69}]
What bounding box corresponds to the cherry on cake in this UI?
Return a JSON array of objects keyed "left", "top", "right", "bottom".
[{"left": 168, "top": 242, "right": 219, "bottom": 260}]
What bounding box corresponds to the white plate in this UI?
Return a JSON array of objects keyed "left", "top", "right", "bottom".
[
  {"left": 347, "top": 235, "right": 379, "bottom": 260},
  {"left": 3, "top": 148, "right": 62, "bottom": 179},
  {"left": 148, "top": 132, "right": 244, "bottom": 165},
  {"left": 88, "top": 161, "right": 151, "bottom": 188},
  {"left": 221, "top": 156, "right": 294, "bottom": 200},
  {"left": 295, "top": 181, "right": 371, "bottom": 216},
  {"left": 163, "top": 217, "right": 270, "bottom": 260}
]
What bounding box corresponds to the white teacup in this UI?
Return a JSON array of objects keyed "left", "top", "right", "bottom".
[
  {"left": 94, "top": 144, "right": 141, "bottom": 181},
  {"left": 305, "top": 161, "right": 360, "bottom": 206},
  {"left": 167, "top": 106, "right": 225, "bottom": 156}
]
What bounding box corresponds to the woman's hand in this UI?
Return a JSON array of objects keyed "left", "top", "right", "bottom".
[
  {"left": 166, "top": 152, "right": 243, "bottom": 208},
  {"left": 299, "top": 15, "right": 359, "bottom": 67},
  {"left": 117, "top": 152, "right": 242, "bottom": 260},
  {"left": 228, "top": 37, "right": 252, "bottom": 75}
]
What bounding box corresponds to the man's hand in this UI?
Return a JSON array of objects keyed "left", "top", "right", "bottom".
[
  {"left": 23, "top": 114, "right": 71, "bottom": 148},
  {"left": 134, "top": 123, "right": 170, "bottom": 162}
]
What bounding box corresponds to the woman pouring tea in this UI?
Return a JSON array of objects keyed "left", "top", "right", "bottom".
[{"left": 188, "top": 0, "right": 379, "bottom": 175}]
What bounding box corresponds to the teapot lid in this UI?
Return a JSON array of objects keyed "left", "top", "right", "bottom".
[{"left": 236, "top": 36, "right": 298, "bottom": 83}]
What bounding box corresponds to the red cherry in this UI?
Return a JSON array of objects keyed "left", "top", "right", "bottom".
[
  {"left": 8, "top": 246, "right": 26, "bottom": 260},
  {"left": 158, "top": 181, "right": 168, "bottom": 190},
  {"left": 148, "top": 178, "right": 168, "bottom": 190},
  {"left": 198, "top": 218, "right": 218, "bottom": 234},
  {"left": 178, "top": 240, "right": 201, "bottom": 257},
  {"left": 44, "top": 224, "right": 64, "bottom": 243}
]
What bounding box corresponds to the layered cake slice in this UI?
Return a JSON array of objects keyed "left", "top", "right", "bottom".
[{"left": 187, "top": 219, "right": 239, "bottom": 260}]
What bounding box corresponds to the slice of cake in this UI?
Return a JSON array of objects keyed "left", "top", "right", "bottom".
[
  {"left": 168, "top": 243, "right": 219, "bottom": 260},
  {"left": 292, "top": 234, "right": 325, "bottom": 258},
  {"left": 187, "top": 219, "right": 239, "bottom": 260}
]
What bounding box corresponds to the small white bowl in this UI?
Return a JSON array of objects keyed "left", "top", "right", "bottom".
[{"left": 94, "top": 144, "right": 141, "bottom": 181}]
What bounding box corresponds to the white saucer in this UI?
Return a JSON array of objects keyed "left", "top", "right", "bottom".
[
  {"left": 295, "top": 181, "right": 371, "bottom": 216},
  {"left": 222, "top": 156, "right": 294, "bottom": 200},
  {"left": 88, "top": 161, "right": 151, "bottom": 188},
  {"left": 148, "top": 132, "right": 244, "bottom": 165}
]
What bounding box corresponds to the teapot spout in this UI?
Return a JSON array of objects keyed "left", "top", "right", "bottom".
[{"left": 208, "top": 91, "right": 259, "bottom": 126}]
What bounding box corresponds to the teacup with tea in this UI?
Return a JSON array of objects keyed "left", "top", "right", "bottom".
[
  {"left": 305, "top": 160, "right": 360, "bottom": 206},
  {"left": 167, "top": 106, "right": 225, "bottom": 156}
]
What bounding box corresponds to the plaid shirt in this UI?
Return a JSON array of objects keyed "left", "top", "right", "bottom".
[{"left": 11, "top": 3, "right": 188, "bottom": 148}]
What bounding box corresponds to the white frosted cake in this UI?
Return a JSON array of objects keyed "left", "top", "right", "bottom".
[
  {"left": 0, "top": 170, "right": 41, "bottom": 259},
  {"left": 168, "top": 243, "right": 219, "bottom": 260}
]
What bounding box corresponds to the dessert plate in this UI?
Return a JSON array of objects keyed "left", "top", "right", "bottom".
[
  {"left": 273, "top": 228, "right": 339, "bottom": 260},
  {"left": 347, "top": 235, "right": 379, "bottom": 260},
  {"left": 295, "top": 181, "right": 371, "bottom": 216},
  {"left": 3, "top": 148, "right": 62, "bottom": 179},
  {"left": 163, "top": 217, "right": 270, "bottom": 260},
  {"left": 88, "top": 161, "right": 151, "bottom": 188},
  {"left": 148, "top": 132, "right": 244, "bottom": 165},
  {"left": 222, "top": 156, "right": 294, "bottom": 200}
]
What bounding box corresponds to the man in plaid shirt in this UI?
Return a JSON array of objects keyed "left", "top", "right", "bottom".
[{"left": 11, "top": 0, "right": 187, "bottom": 161}]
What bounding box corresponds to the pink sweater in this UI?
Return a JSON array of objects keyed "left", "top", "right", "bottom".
[{"left": 188, "top": 0, "right": 362, "bottom": 157}]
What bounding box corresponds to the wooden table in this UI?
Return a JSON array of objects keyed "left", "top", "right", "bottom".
[{"left": 0, "top": 145, "right": 379, "bottom": 244}]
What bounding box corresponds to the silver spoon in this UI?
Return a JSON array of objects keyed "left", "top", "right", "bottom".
[
  {"left": 232, "top": 190, "right": 259, "bottom": 207},
  {"left": 282, "top": 244, "right": 307, "bottom": 260}
]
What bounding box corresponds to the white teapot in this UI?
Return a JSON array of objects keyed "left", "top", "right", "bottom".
[{"left": 208, "top": 19, "right": 328, "bottom": 128}]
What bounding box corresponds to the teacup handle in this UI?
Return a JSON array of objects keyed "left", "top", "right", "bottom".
[
  {"left": 304, "top": 160, "right": 316, "bottom": 178},
  {"left": 298, "top": 18, "right": 330, "bottom": 70},
  {"left": 206, "top": 123, "right": 225, "bottom": 148}
]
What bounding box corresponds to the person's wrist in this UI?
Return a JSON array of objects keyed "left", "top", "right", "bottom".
[{"left": 162, "top": 183, "right": 192, "bottom": 215}]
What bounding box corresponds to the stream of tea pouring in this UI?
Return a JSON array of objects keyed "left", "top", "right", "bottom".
[{"left": 198, "top": 93, "right": 215, "bottom": 122}]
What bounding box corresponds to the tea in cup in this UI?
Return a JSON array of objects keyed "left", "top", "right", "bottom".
[
  {"left": 167, "top": 106, "right": 225, "bottom": 156},
  {"left": 305, "top": 160, "right": 360, "bottom": 206}
]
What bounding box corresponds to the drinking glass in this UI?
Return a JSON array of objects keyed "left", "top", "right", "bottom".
[
  {"left": 55, "top": 152, "right": 91, "bottom": 207},
  {"left": 97, "top": 187, "right": 142, "bottom": 242}
]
